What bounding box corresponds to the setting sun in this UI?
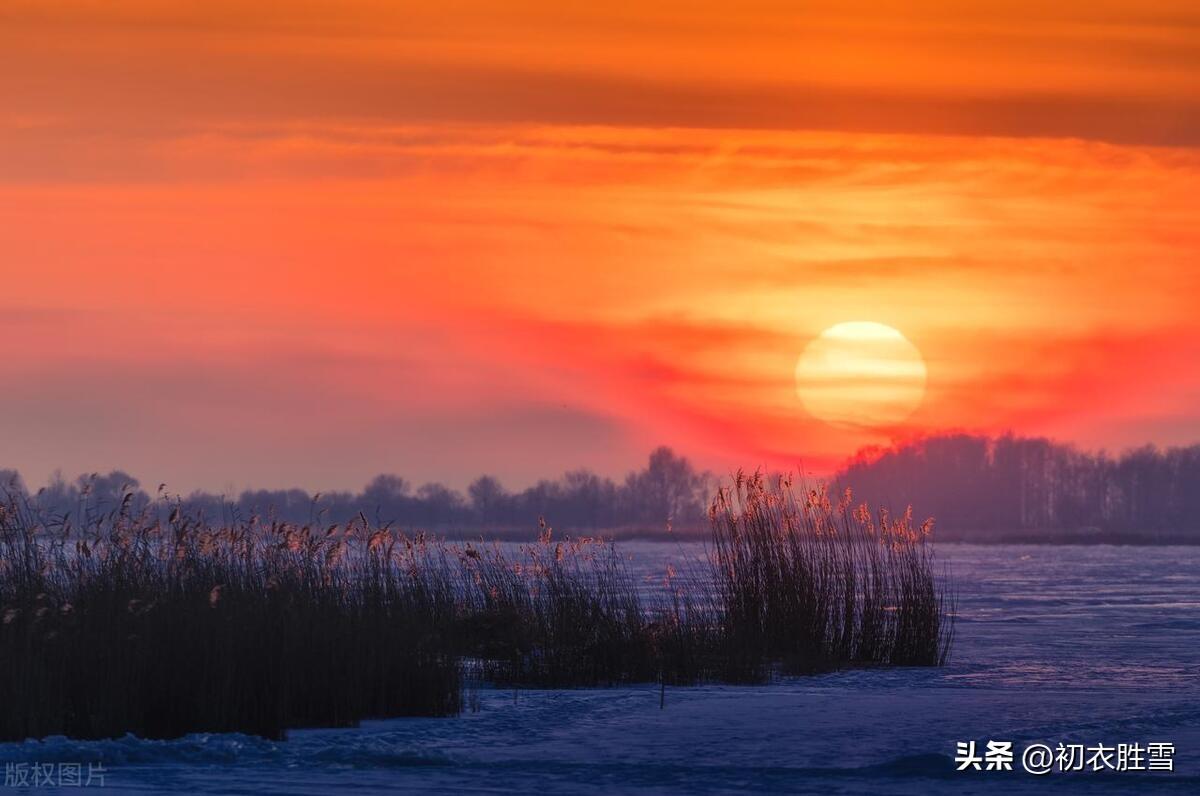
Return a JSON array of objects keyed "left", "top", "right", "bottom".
[{"left": 795, "top": 322, "right": 927, "bottom": 429}]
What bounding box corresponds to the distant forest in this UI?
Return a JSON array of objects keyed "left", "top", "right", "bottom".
[
  {"left": 5, "top": 435, "right": 1199, "bottom": 541},
  {"left": 836, "top": 434, "right": 1200, "bottom": 541},
  {"left": 1, "top": 447, "right": 712, "bottom": 537}
]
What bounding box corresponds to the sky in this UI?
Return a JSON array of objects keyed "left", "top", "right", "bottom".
[{"left": 3, "top": 1, "right": 1200, "bottom": 493}]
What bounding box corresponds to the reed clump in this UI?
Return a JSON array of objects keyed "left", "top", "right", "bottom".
[
  {"left": 451, "top": 522, "right": 718, "bottom": 687},
  {"left": 0, "top": 473, "right": 952, "bottom": 742},
  {"left": 0, "top": 501, "right": 460, "bottom": 741},
  {"left": 710, "top": 472, "right": 953, "bottom": 675}
]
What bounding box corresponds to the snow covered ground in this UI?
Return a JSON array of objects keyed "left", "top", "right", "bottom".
[{"left": 3, "top": 544, "right": 1198, "bottom": 794}]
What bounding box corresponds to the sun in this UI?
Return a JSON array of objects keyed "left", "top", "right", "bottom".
[{"left": 794, "top": 321, "right": 927, "bottom": 429}]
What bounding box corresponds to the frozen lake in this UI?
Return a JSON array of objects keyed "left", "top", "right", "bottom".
[{"left": 3, "top": 543, "right": 1198, "bottom": 794}]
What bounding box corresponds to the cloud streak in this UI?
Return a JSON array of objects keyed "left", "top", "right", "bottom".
[{"left": 5, "top": 2, "right": 1200, "bottom": 146}]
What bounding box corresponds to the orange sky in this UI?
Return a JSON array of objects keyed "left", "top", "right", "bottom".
[{"left": 3, "top": 1, "right": 1200, "bottom": 492}]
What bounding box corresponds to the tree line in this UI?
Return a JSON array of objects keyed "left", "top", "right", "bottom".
[
  {"left": 835, "top": 433, "right": 1200, "bottom": 539},
  {"left": 1, "top": 447, "right": 711, "bottom": 536},
  {"left": 7, "top": 434, "right": 1199, "bottom": 540}
]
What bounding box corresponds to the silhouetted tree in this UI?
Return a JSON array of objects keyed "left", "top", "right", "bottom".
[{"left": 468, "top": 475, "right": 507, "bottom": 526}]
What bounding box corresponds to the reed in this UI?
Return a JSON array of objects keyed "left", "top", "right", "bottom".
[
  {"left": 0, "top": 473, "right": 952, "bottom": 741},
  {"left": 0, "top": 501, "right": 460, "bottom": 741},
  {"left": 709, "top": 472, "right": 954, "bottom": 674},
  {"left": 450, "top": 523, "right": 719, "bottom": 686}
]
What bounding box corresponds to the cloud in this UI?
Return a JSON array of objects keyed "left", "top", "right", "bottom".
[{"left": 4, "top": 2, "right": 1200, "bottom": 146}]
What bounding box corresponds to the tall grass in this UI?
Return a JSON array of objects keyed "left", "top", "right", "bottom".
[
  {"left": 0, "top": 474, "right": 952, "bottom": 741},
  {"left": 0, "top": 501, "right": 460, "bottom": 741},
  {"left": 710, "top": 472, "right": 953, "bottom": 675}
]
